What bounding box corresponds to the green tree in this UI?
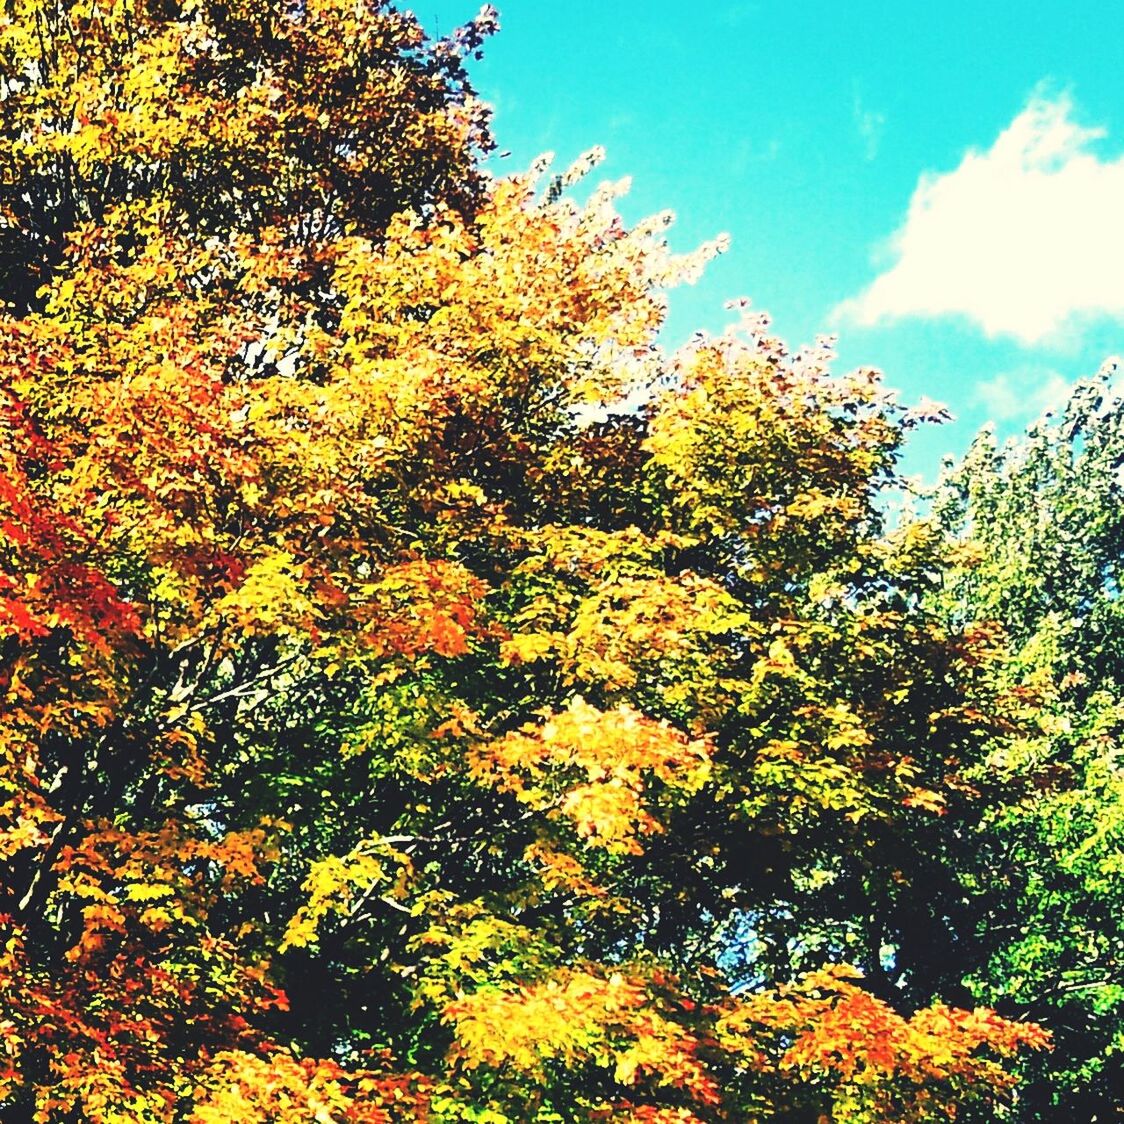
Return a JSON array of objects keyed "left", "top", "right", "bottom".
[{"left": 931, "top": 363, "right": 1124, "bottom": 1120}]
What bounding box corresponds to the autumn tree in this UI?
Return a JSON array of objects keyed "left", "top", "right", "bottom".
[{"left": 0, "top": 1, "right": 1048, "bottom": 1120}]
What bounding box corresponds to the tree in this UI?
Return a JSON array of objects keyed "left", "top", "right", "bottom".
[
  {"left": 0, "top": 1, "right": 1047, "bottom": 1120},
  {"left": 931, "top": 366, "right": 1124, "bottom": 1121}
]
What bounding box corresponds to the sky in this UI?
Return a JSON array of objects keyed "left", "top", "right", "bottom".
[{"left": 424, "top": 1, "right": 1124, "bottom": 478}]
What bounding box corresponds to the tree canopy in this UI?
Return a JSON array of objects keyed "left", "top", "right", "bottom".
[
  {"left": 930, "top": 368, "right": 1124, "bottom": 1119},
  {"left": 0, "top": 1, "right": 1097, "bottom": 1121}
]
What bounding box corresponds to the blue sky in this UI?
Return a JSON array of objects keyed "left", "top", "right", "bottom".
[{"left": 425, "top": 1, "right": 1124, "bottom": 477}]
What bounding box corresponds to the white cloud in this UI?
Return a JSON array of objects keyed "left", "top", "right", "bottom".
[
  {"left": 837, "top": 93, "right": 1124, "bottom": 345},
  {"left": 972, "top": 367, "right": 1072, "bottom": 421},
  {"left": 853, "top": 93, "right": 885, "bottom": 161}
]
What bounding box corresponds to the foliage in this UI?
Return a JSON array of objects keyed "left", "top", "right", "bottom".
[
  {"left": 931, "top": 366, "right": 1124, "bottom": 1120},
  {"left": 0, "top": 1, "right": 1052, "bottom": 1120}
]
